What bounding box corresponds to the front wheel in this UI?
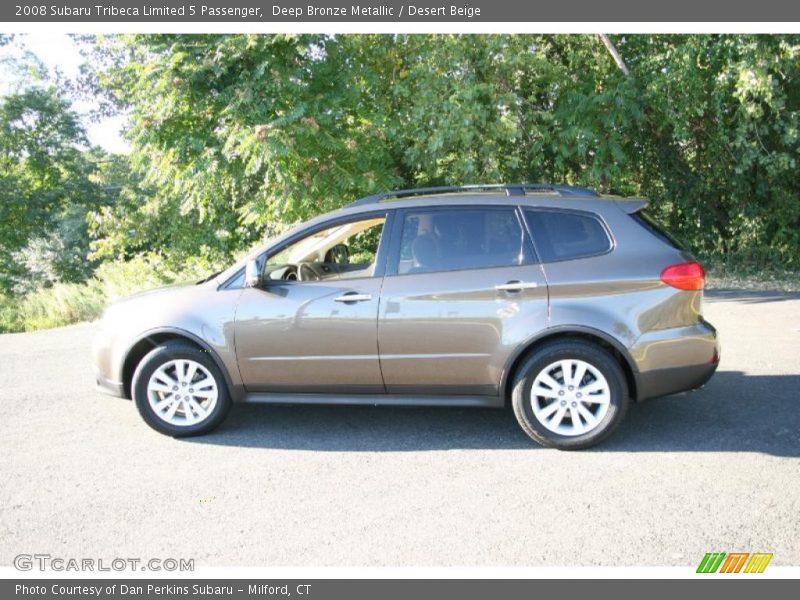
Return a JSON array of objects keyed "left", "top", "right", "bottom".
[
  {"left": 131, "top": 341, "right": 232, "bottom": 437},
  {"left": 511, "top": 340, "right": 629, "bottom": 450}
]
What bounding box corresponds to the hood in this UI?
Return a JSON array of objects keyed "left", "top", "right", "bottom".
[
  {"left": 114, "top": 282, "right": 193, "bottom": 304},
  {"left": 101, "top": 281, "right": 209, "bottom": 322}
]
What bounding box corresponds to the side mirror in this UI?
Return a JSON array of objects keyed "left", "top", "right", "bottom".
[{"left": 245, "top": 259, "right": 262, "bottom": 288}]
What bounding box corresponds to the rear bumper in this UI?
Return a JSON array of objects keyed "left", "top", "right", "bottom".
[
  {"left": 632, "top": 318, "right": 720, "bottom": 401},
  {"left": 636, "top": 360, "right": 718, "bottom": 401}
]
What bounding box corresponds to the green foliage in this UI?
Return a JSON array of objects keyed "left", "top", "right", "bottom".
[
  {"left": 93, "top": 254, "right": 225, "bottom": 301},
  {"left": 348, "top": 223, "right": 383, "bottom": 265},
  {"left": 3, "top": 34, "right": 800, "bottom": 333},
  {"left": 88, "top": 34, "right": 800, "bottom": 271},
  {"left": 0, "top": 293, "right": 22, "bottom": 332},
  {"left": 0, "top": 254, "right": 225, "bottom": 333},
  {"left": 0, "top": 87, "right": 84, "bottom": 257},
  {"left": 11, "top": 279, "right": 106, "bottom": 331},
  {"left": 617, "top": 35, "right": 800, "bottom": 267},
  {"left": 10, "top": 205, "right": 97, "bottom": 294},
  {"left": 705, "top": 261, "right": 800, "bottom": 292},
  {"left": 0, "top": 84, "right": 114, "bottom": 292}
]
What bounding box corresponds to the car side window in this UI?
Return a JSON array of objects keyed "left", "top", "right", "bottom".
[
  {"left": 395, "top": 208, "right": 529, "bottom": 275},
  {"left": 263, "top": 216, "right": 386, "bottom": 282},
  {"left": 524, "top": 209, "right": 612, "bottom": 262}
]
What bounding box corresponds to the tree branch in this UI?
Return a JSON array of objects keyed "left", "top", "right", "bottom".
[{"left": 597, "top": 34, "right": 630, "bottom": 76}]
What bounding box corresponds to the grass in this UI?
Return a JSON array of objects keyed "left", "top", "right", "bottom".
[
  {"left": 10, "top": 279, "right": 107, "bottom": 332},
  {"left": 704, "top": 260, "right": 800, "bottom": 292}
]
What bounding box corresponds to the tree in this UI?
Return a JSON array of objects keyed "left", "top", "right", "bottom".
[
  {"left": 87, "top": 34, "right": 800, "bottom": 269},
  {"left": 0, "top": 86, "right": 111, "bottom": 291},
  {"left": 610, "top": 35, "right": 800, "bottom": 264}
]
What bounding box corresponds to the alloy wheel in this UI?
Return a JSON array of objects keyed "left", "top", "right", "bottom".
[
  {"left": 146, "top": 359, "right": 219, "bottom": 426},
  {"left": 529, "top": 359, "right": 611, "bottom": 436}
]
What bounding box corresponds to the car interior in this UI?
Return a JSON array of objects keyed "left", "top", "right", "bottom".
[
  {"left": 397, "top": 209, "right": 527, "bottom": 274},
  {"left": 262, "top": 217, "right": 386, "bottom": 282}
]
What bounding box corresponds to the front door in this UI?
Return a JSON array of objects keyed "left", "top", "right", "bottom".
[
  {"left": 378, "top": 206, "right": 549, "bottom": 396},
  {"left": 234, "top": 214, "right": 388, "bottom": 393}
]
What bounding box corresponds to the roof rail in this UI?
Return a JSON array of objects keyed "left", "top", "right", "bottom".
[{"left": 347, "top": 183, "right": 598, "bottom": 207}]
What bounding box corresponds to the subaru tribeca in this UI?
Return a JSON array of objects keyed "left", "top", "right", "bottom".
[{"left": 93, "top": 184, "right": 719, "bottom": 449}]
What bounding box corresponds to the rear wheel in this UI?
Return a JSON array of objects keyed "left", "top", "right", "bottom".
[
  {"left": 132, "top": 341, "right": 232, "bottom": 437},
  {"left": 511, "top": 340, "right": 629, "bottom": 450}
]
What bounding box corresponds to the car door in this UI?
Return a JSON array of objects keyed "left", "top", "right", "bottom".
[
  {"left": 378, "top": 206, "right": 549, "bottom": 396},
  {"left": 234, "top": 212, "right": 390, "bottom": 393}
]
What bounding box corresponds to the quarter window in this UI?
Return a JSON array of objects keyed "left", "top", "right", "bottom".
[
  {"left": 396, "top": 208, "right": 529, "bottom": 275},
  {"left": 524, "top": 210, "right": 611, "bottom": 262}
]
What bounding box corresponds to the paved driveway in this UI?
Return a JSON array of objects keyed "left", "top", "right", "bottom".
[{"left": 0, "top": 290, "right": 798, "bottom": 567}]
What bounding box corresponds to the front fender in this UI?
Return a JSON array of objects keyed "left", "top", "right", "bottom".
[
  {"left": 120, "top": 325, "right": 242, "bottom": 399},
  {"left": 96, "top": 284, "right": 243, "bottom": 400}
]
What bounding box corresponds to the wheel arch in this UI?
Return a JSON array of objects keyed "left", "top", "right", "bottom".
[
  {"left": 121, "top": 328, "right": 235, "bottom": 400},
  {"left": 500, "top": 326, "right": 640, "bottom": 404}
]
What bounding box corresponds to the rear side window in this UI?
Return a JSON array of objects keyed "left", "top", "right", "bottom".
[
  {"left": 631, "top": 211, "right": 689, "bottom": 252},
  {"left": 396, "top": 208, "right": 530, "bottom": 275},
  {"left": 524, "top": 210, "right": 612, "bottom": 262}
]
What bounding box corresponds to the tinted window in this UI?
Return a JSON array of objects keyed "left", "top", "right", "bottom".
[
  {"left": 524, "top": 210, "right": 611, "bottom": 262},
  {"left": 396, "top": 208, "right": 529, "bottom": 275}
]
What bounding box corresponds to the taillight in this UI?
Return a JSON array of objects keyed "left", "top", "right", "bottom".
[{"left": 660, "top": 261, "right": 705, "bottom": 290}]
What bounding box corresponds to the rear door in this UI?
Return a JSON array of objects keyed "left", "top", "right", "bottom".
[{"left": 377, "top": 206, "right": 549, "bottom": 396}]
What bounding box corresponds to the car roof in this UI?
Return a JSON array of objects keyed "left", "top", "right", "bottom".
[{"left": 339, "top": 190, "right": 648, "bottom": 216}]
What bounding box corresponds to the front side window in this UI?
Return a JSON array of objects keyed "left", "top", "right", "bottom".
[
  {"left": 524, "top": 209, "right": 612, "bottom": 262},
  {"left": 263, "top": 215, "right": 386, "bottom": 282},
  {"left": 395, "top": 208, "right": 529, "bottom": 275}
]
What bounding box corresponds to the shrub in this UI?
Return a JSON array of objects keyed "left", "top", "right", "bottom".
[
  {"left": 0, "top": 254, "right": 226, "bottom": 333},
  {"left": 0, "top": 294, "right": 23, "bottom": 333},
  {"left": 16, "top": 279, "right": 106, "bottom": 331},
  {"left": 93, "top": 254, "right": 223, "bottom": 303}
]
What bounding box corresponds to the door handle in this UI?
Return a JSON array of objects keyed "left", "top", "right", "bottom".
[
  {"left": 495, "top": 280, "right": 538, "bottom": 292},
  {"left": 334, "top": 293, "right": 373, "bottom": 303}
]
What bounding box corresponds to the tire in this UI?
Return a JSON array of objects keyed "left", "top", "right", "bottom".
[
  {"left": 511, "top": 339, "right": 629, "bottom": 450},
  {"left": 131, "top": 340, "right": 232, "bottom": 437}
]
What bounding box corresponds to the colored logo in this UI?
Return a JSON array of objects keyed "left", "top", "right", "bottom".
[{"left": 697, "top": 552, "right": 773, "bottom": 573}]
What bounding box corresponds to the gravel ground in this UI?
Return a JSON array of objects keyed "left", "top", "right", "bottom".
[{"left": 0, "top": 290, "right": 798, "bottom": 567}]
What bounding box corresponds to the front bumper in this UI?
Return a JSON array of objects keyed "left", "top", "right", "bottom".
[
  {"left": 93, "top": 318, "right": 127, "bottom": 398},
  {"left": 632, "top": 318, "right": 720, "bottom": 401},
  {"left": 95, "top": 373, "right": 125, "bottom": 398}
]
